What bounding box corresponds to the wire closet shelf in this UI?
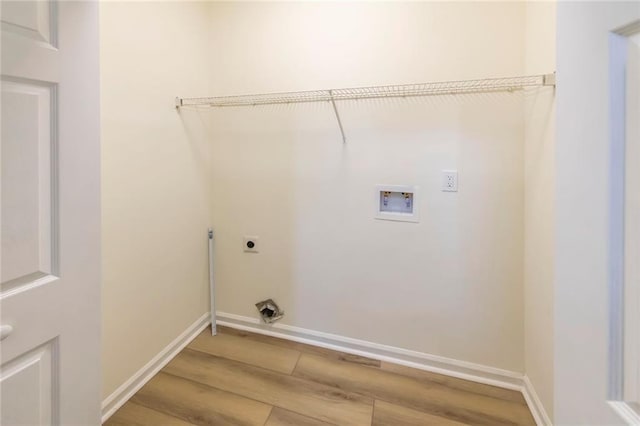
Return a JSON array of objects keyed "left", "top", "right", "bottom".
[
  {"left": 175, "top": 74, "right": 555, "bottom": 108},
  {"left": 175, "top": 73, "right": 555, "bottom": 143}
]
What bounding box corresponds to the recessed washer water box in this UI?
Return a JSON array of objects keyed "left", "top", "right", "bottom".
[{"left": 374, "top": 184, "right": 419, "bottom": 223}]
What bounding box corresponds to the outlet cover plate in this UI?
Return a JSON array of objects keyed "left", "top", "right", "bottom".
[{"left": 442, "top": 170, "right": 458, "bottom": 192}]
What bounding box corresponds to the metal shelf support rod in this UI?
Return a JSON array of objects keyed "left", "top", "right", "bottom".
[{"left": 329, "top": 90, "right": 347, "bottom": 144}]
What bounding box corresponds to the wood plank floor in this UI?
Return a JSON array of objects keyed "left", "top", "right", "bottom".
[{"left": 105, "top": 326, "right": 535, "bottom": 426}]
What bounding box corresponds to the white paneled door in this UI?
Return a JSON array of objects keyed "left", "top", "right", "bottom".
[{"left": 0, "top": 1, "right": 101, "bottom": 425}]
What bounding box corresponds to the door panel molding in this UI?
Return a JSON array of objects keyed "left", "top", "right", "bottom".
[
  {"left": 0, "top": 338, "right": 59, "bottom": 425},
  {"left": 1, "top": 78, "right": 59, "bottom": 296},
  {"left": 0, "top": 0, "right": 57, "bottom": 47}
]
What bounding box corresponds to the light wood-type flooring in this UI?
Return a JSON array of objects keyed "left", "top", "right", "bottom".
[{"left": 105, "top": 326, "right": 536, "bottom": 426}]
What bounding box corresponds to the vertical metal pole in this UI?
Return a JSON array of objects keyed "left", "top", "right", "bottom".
[{"left": 208, "top": 228, "right": 217, "bottom": 336}]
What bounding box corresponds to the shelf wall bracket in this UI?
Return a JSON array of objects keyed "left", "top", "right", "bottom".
[
  {"left": 543, "top": 72, "right": 556, "bottom": 87},
  {"left": 329, "top": 90, "right": 347, "bottom": 144}
]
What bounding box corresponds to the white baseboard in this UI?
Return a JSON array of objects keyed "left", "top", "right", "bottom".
[
  {"left": 217, "top": 311, "right": 523, "bottom": 390},
  {"left": 522, "top": 375, "right": 553, "bottom": 426},
  {"left": 218, "top": 312, "right": 555, "bottom": 425},
  {"left": 101, "top": 310, "right": 550, "bottom": 425},
  {"left": 101, "top": 312, "right": 211, "bottom": 423}
]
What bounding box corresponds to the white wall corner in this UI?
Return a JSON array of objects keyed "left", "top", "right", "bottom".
[
  {"left": 522, "top": 375, "right": 553, "bottom": 426},
  {"left": 100, "top": 313, "right": 211, "bottom": 424}
]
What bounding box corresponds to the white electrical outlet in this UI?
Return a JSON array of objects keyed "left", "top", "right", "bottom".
[
  {"left": 243, "top": 236, "right": 259, "bottom": 253},
  {"left": 442, "top": 170, "right": 458, "bottom": 192}
]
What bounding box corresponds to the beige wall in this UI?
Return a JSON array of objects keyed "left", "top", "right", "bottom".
[
  {"left": 100, "top": 1, "right": 562, "bottom": 404},
  {"left": 100, "top": 2, "right": 212, "bottom": 398},
  {"left": 524, "top": 1, "right": 556, "bottom": 420},
  {"left": 206, "top": 1, "right": 527, "bottom": 372}
]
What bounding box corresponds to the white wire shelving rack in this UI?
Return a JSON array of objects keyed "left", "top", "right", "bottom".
[{"left": 176, "top": 73, "right": 555, "bottom": 143}]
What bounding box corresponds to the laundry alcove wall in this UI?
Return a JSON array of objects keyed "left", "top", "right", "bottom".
[
  {"left": 205, "top": 89, "right": 527, "bottom": 368},
  {"left": 101, "top": 1, "right": 555, "bottom": 421},
  {"left": 202, "top": 1, "right": 531, "bottom": 372},
  {"left": 100, "top": 1, "right": 213, "bottom": 404}
]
